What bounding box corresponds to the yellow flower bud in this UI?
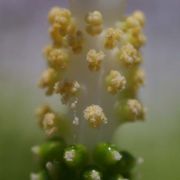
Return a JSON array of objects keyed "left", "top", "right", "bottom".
[
  {"left": 117, "top": 43, "right": 141, "bottom": 67},
  {"left": 86, "top": 49, "right": 105, "bottom": 71},
  {"left": 104, "top": 28, "right": 123, "bottom": 49},
  {"left": 105, "top": 70, "right": 126, "bottom": 95},
  {"left": 84, "top": 105, "right": 107, "bottom": 128}
]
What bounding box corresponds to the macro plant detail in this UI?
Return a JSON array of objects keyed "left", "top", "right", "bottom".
[{"left": 31, "top": 0, "right": 146, "bottom": 179}]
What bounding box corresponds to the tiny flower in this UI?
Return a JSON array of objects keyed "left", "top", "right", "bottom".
[
  {"left": 44, "top": 46, "right": 69, "bottom": 70},
  {"left": 85, "top": 11, "right": 103, "bottom": 36},
  {"left": 104, "top": 28, "right": 123, "bottom": 49},
  {"left": 85, "top": 11, "right": 103, "bottom": 26},
  {"left": 84, "top": 105, "right": 107, "bottom": 128},
  {"left": 48, "top": 7, "right": 71, "bottom": 27},
  {"left": 117, "top": 43, "right": 141, "bottom": 67},
  {"left": 105, "top": 70, "right": 126, "bottom": 95},
  {"left": 134, "top": 68, "right": 145, "bottom": 88},
  {"left": 36, "top": 104, "right": 52, "bottom": 127},
  {"left": 83, "top": 169, "right": 102, "bottom": 180},
  {"left": 54, "top": 80, "right": 80, "bottom": 104},
  {"left": 32, "top": 140, "right": 65, "bottom": 162},
  {"left": 67, "top": 30, "right": 84, "bottom": 53},
  {"left": 49, "top": 23, "right": 63, "bottom": 46},
  {"left": 39, "top": 68, "right": 59, "bottom": 95},
  {"left": 63, "top": 144, "right": 88, "bottom": 168},
  {"left": 86, "top": 49, "right": 105, "bottom": 71},
  {"left": 42, "top": 112, "right": 57, "bottom": 136},
  {"left": 133, "top": 11, "right": 146, "bottom": 27},
  {"left": 30, "top": 171, "right": 48, "bottom": 180},
  {"left": 117, "top": 99, "right": 145, "bottom": 122},
  {"left": 94, "top": 143, "right": 122, "bottom": 166}
]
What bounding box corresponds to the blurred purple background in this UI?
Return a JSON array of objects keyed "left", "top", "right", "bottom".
[{"left": 0, "top": 0, "right": 180, "bottom": 179}]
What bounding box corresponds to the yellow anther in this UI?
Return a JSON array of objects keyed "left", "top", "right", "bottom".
[
  {"left": 117, "top": 43, "right": 141, "bottom": 66},
  {"left": 117, "top": 99, "right": 145, "bottom": 122},
  {"left": 85, "top": 11, "right": 103, "bottom": 36},
  {"left": 126, "top": 16, "right": 140, "bottom": 29},
  {"left": 134, "top": 68, "right": 145, "bottom": 88},
  {"left": 39, "top": 68, "right": 58, "bottom": 95},
  {"left": 68, "top": 30, "right": 84, "bottom": 54},
  {"left": 106, "top": 70, "right": 126, "bottom": 95},
  {"left": 49, "top": 23, "right": 63, "bottom": 46},
  {"left": 86, "top": 49, "right": 105, "bottom": 71},
  {"left": 66, "top": 20, "right": 77, "bottom": 35},
  {"left": 84, "top": 105, "right": 107, "bottom": 128},
  {"left": 48, "top": 7, "right": 71, "bottom": 26},
  {"left": 48, "top": 7, "right": 74, "bottom": 37},
  {"left": 36, "top": 105, "right": 52, "bottom": 127},
  {"left": 44, "top": 46, "right": 69, "bottom": 70},
  {"left": 104, "top": 28, "right": 122, "bottom": 49},
  {"left": 85, "top": 11, "right": 103, "bottom": 26},
  {"left": 42, "top": 112, "right": 57, "bottom": 135},
  {"left": 128, "top": 32, "right": 147, "bottom": 49},
  {"left": 133, "top": 11, "right": 145, "bottom": 27},
  {"left": 127, "top": 99, "right": 145, "bottom": 120},
  {"left": 39, "top": 68, "right": 58, "bottom": 88},
  {"left": 54, "top": 81, "right": 80, "bottom": 104}
]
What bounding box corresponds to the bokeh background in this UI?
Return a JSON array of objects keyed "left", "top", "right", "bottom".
[{"left": 0, "top": 0, "right": 180, "bottom": 179}]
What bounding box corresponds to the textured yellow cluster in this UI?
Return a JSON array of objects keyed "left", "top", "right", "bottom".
[
  {"left": 86, "top": 49, "right": 105, "bottom": 71},
  {"left": 117, "top": 99, "right": 145, "bottom": 122},
  {"left": 117, "top": 43, "right": 141, "bottom": 67},
  {"left": 105, "top": 70, "right": 126, "bottom": 95},
  {"left": 36, "top": 105, "right": 58, "bottom": 135},
  {"left": 84, "top": 105, "right": 107, "bottom": 128},
  {"left": 38, "top": 6, "right": 146, "bottom": 134},
  {"left": 123, "top": 11, "right": 146, "bottom": 49},
  {"left": 54, "top": 81, "right": 80, "bottom": 104},
  {"left": 48, "top": 7, "right": 76, "bottom": 42},
  {"left": 104, "top": 28, "right": 122, "bottom": 49},
  {"left": 85, "top": 11, "right": 103, "bottom": 36},
  {"left": 44, "top": 45, "right": 69, "bottom": 70}
]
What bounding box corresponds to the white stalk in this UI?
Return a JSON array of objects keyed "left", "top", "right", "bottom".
[{"left": 66, "top": 0, "right": 127, "bottom": 149}]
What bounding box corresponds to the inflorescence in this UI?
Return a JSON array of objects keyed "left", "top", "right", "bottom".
[{"left": 32, "top": 4, "right": 146, "bottom": 180}]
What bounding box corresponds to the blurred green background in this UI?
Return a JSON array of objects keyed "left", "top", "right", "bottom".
[{"left": 0, "top": 0, "right": 180, "bottom": 179}]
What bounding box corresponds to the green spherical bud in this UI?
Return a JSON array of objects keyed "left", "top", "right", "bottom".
[
  {"left": 32, "top": 140, "right": 65, "bottom": 163},
  {"left": 106, "top": 174, "right": 126, "bottom": 180},
  {"left": 94, "top": 143, "right": 122, "bottom": 167},
  {"left": 82, "top": 168, "right": 102, "bottom": 180},
  {"left": 63, "top": 144, "right": 88, "bottom": 168},
  {"left": 30, "top": 170, "right": 49, "bottom": 180},
  {"left": 116, "top": 151, "right": 136, "bottom": 174}
]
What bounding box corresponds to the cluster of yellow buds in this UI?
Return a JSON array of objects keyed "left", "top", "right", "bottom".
[
  {"left": 86, "top": 49, "right": 105, "bottom": 71},
  {"left": 84, "top": 105, "right": 107, "bottom": 128},
  {"left": 85, "top": 11, "right": 103, "bottom": 36},
  {"left": 105, "top": 70, "right": 126, "bottom": 95},
  {"left": 122, "top": 11, "right": 146, "bottom": 49},
  {"left": 37, "top": 3, "right": 146, "bottom": 147},
  {"left": 104, "top": 28, "right": 122, "bottom": 49}
]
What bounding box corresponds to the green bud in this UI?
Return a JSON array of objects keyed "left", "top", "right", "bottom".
[
  {"left": 82, "top": 168, "right": 102, "bottom": 180},
  {"left": 116, "top": 151, "right": 136, "bottom": 174},
  {"left": 106, "top": 174, "right": 127, "bottom": 180},
  {"left": 94, "top": 143, "right": 122, "bottom": 167},
  {"left": 30, "top": 170, "right": 49, "bottom": 180},
  {"left": 32, "top": 140, "right": 65, "bottom": 163},
  {"left": 63, "top": 144, "right": 88, "bottom": 168}
]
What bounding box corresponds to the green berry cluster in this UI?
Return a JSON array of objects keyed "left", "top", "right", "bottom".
[{"left": 32, "top": 138, "right": 136, "bottom": 180}]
